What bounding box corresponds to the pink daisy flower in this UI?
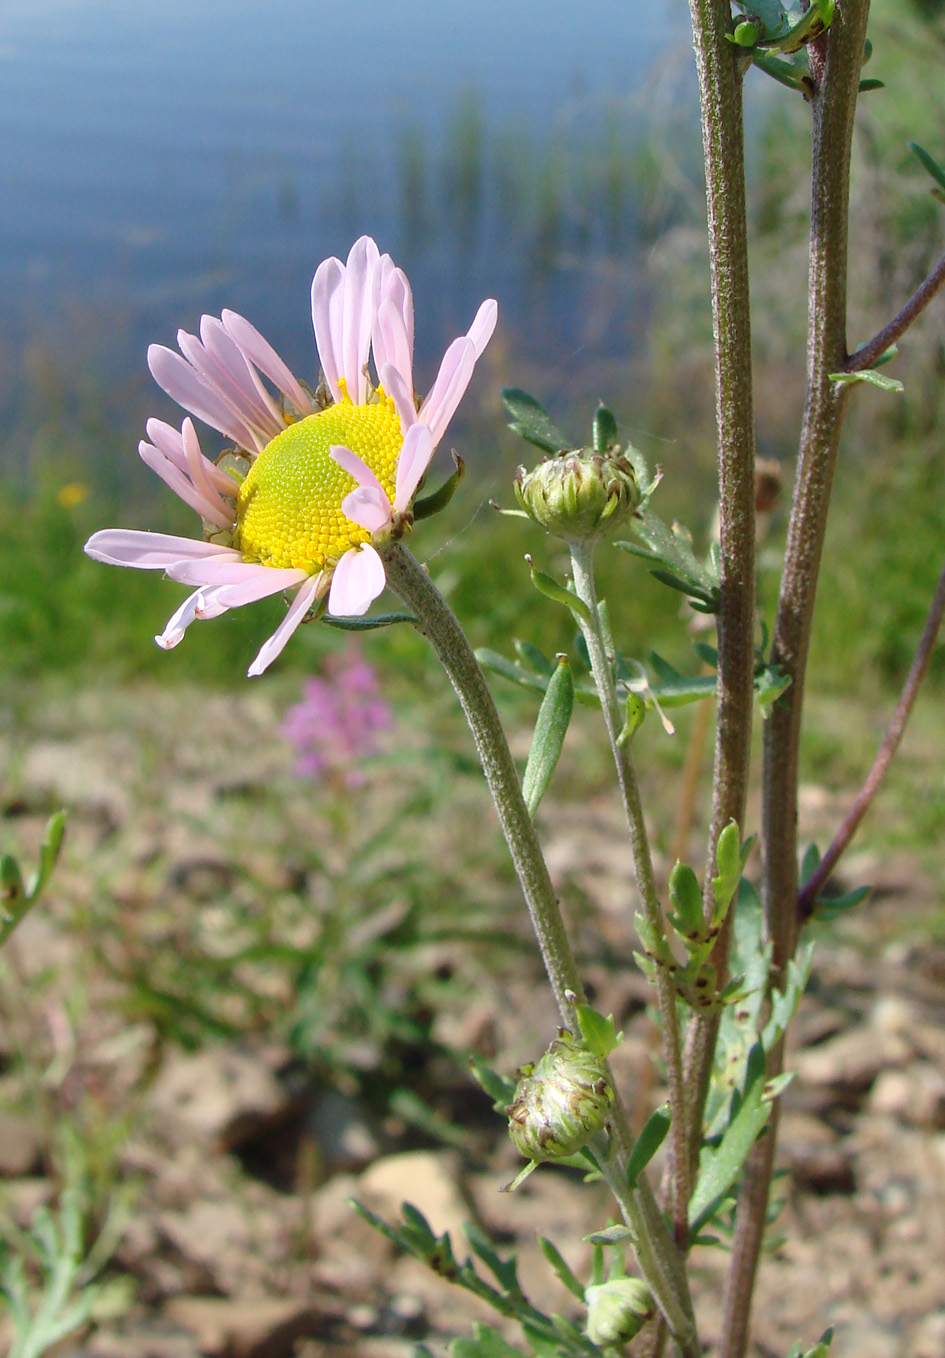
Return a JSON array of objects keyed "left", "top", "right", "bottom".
[{"left": 85, "top": 237, "right": 497, "bottom": 675}]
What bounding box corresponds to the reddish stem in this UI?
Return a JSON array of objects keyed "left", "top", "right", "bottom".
[{"left": 844, "top": 247, "right": 945, "bottom": 373}]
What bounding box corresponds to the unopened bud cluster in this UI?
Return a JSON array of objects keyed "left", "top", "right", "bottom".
[
  {"left": 514, "top": 448, "right": 640, "bottom": 543},
  {"left": 506, "top": 1028, "right": 615, "bottom": 1162},
  {"left": 585, "top": 1277, "right": 653, "bottom": 1346}
]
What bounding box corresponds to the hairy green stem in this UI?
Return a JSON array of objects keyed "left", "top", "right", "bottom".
[
  {"left": 720, "top": 9, "right": 872, "bottom": 1357},
  {"left": 382, "top": 542, "right": 696, "bottom": 1349},
  {"left": 681, "top": 0, "right": 758, "bottom": 1179},
  {"left": 569, "top": 542, "right": 691, "bottom": 1251}
]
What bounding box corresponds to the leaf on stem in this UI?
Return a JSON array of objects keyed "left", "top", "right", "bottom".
[
  {"left": 522, "top": 655, "right": 575, "bottom": 817},
  {"left": 323, "top": 611, "right": 417, "bottom": 631},
  {"left": 501, "top": 389, "right": 571, "bottom": 455},
  {"left": 830, "top": 368, "right": 904, "bottom": 394},
  {"left": 625, "top": 1103, "right": 671, "bottom": 1189},
  {"left": 414, "top": 452, "right": 465, "bottom": 521},
  {"left": 525, "top": 557, "right": 592, "bottom": 624},
  {"left": 689, "top": 1043, "right": 772, "bottom": 1235}
]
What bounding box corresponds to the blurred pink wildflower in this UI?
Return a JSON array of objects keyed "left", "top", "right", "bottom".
[
  {"left": 85, "top": 236, "right": 497, "bottom": 675},
  {"left": 282, "top": 650, "right": 393, "bottom": 787}
]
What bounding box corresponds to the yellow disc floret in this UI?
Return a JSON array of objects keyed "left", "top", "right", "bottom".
[{"left": 236, "top": 395, "right": 403, "bottom": 571}]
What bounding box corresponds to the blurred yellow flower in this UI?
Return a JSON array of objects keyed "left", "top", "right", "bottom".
[{"left": 57, "top": 482, "right": 89, "bottom": 508}]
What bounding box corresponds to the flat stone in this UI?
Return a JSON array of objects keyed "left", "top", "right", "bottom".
[
  {"left": 163, "top": 1296, "right": 323, "bottom": 1358},
  {"left": 911, "top": 1310, "right": 945, "bottom": 1358},
  {"left": 794, "top": 1025, "right": 911, "bottom": 1102},
  {"left": 869, "top": 1064, "right": 945, "bottom": 1129},
  {"left": 356, "top": 1150, "right": 475, "bottom": 1241},
  {"left": 0, "top": 1112, "right": 42, "bottom": 1176},
  {"left": 147, "top": 1047, "right": 291, "bottom": 1151}
]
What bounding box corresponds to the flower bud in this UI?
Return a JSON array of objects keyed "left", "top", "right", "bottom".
[
  {"left": 514, "top": 448, "right": 640, "bottom": 543},
  {"left": 585, "top": 1277, "right": 653, "bottom": 1346},
  {"left": 506, "top": 1028, "right": 615, "bottom": 1162}
]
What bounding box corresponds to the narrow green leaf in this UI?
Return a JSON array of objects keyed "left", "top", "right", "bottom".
[
  {"left": 800, "top": 842, "right": 821, "bottom": 884},
  {"left": 648, "top": 569, "right": 720, "bottom": 610},
  {"left": 858, "top": 77, "right": 884, "bottom": 92},
  {"left": 501, "top": 388, "right": 570, "bottom": 455},
  {"left": 814, "top": 884, "right": 871, "bottom": 919},
  {"left": 525, "top": 558, "right": 591, "bottom": 623},
  {"left": 413, "top": 453, "right": 465, "bottom": 521},
  {"left": 910, "top": 141, "right": 945, "bottom": 195},
  {"left": 648, "top": 652, "right": 717, "bottom": 705},
  {"left": 617, "top": 691, "right": 647, "bottom": 745},
  {"left": 513, "top": 639, "right": 555, "bottom": 676},
  {"left": 829, "top": 368, "right": 903, "bottom": 393},
  {"left": 0, "top": 857, "right": 31, "bottom": 948},
  {"left": 323, "top": 611, "right": 416, "bottom": 631},
  {"left": 30, "top": 811, "right": 67, "bottom": 902},
  {"left": 712, "top": 821, "right": 742, "bottom": 916},
  {"left": 689, "top": 1043, "right": 772, "bottom": 1234},
  {"left": 592, "top": 403, "right": 618, "bottom": 453},
  {"left": 537, "top": 1236, "right": 585, "bottom": 1301},
  {"left": 469, "top": 1055, "right": 518, "bottom": 1112},
  {"left": 585, "top": 1223, "right": 634, "bottom": 1246},
  {"left": 464, "top": 1223, "right": 522, "bottom": 1295},
  {"left": 476, "top": 649, "right": 550, "bottom": 696},
  {"left": 693, "top": 641, "right": 718, "bottom": 668},
  {"left": 626, "top": 1104, "right": 671, "bottom": 1188},
  {"left": 522, "top": 657, "right": 574, "bottom": 817},
  {"left": 752, "top": 52, "right": 810, "bottom": 92},
  {"left": 668, "top": 862, "right": 703, "bottom": 936},
  {"left": 574, "top": 1004, "right": 622, "bottom": 1059}
]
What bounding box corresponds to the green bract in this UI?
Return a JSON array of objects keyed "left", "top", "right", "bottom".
[
  {"left": 506, "top": 1028, "right": 615, "bottom": 1162},
  {"left": 514, "top": 448, "right": 640, "bottom": 543},
  {"left": 585, "top": 1277, "right": 653, "bottom": 1346}
]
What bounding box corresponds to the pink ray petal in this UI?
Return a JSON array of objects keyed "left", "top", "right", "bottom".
[
  {"left": 466, "top": 298, "right": 499, "bottom": 357},
  {"left": 138, "top": 441, "right": 234, "bottom": 529},
  {"left": 145, "top": 418, "right": 235, "bottom": 497},
  {"left": 378, "top": 257, "right": 414, "bottom": 361},
  {"left": 341, "top": 236, "right": 380, "bottom": 403},
  {"left": 177, "top": 328, "right": 277, "bottom": 439},
  {"left": 215, "top": 565, "right": 310, "bottom": 608},
  {"left": 394, "top": 423, "right": 434, "bottom": 512},
  {"left": 155, "top": 589, "right": 205, "bottom": 650},
  {"left": 181, "top": 418, "right": 236, "bottom": 521},
  {"left": 155, "top": 586, "right": 228, "bottom": 650},
  {"left": 148, "top": 345, "right": 261, "bottom": 450},
  {"left": 378, "top": 362, "right": 418, "bottom": 435},
  {"left": 84, "top": 530, "right": 240, "bottom": 569},
  {"left": 329, "top": 443, "right": 387, "bottom": 497},
  {"left": 418, "top": 337, "right": 476, "bottom": 447},
  {"left": 311, "top": 256, "right": 346, "bottom": 401},
  {"left": 373, "top": 289, "right": 413, "bottom": 396},
  {"left": 327, "top": 544, "right": 387, "bottom": 617},
  {"left": 341, "top": 485, "right": 392, "bottom": 533},
  {"left": 166, "top": 557, "right": 303, "bottom": 588},
  {"left": 189, "top": 319, "right": 284, "bottom": 439},
  {"left": 247, "top": 573, "right": 323, "bottom": 677},
  {"left": 221, "top": 310, "right": 315, "bottom": 415}
]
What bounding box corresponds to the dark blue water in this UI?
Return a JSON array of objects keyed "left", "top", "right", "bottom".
[{"left": 0, "top": 0, "right": 695, "bottom": 458}]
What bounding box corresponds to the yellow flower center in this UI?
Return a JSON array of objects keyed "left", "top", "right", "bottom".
[{"left": 236, "top": 395, "right": 402, "bottom": 571}]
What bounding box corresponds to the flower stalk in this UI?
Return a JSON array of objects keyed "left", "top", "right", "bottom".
[
  {"left": 381, "top": 541, "right": 697, "bottom": 1354},
  {"left": 568, "top": 541, "right": 691, "bottom": 1251}
]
